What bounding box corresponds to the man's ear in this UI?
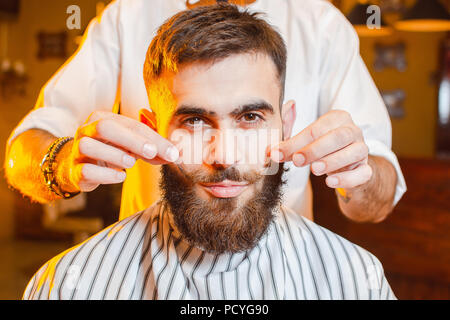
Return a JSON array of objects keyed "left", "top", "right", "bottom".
[
  {"left": 281, "top": 99, "right": 296, "bottom": 140},
  {"left": 139, "top": 108, "right": 158, "bottom": 131}
]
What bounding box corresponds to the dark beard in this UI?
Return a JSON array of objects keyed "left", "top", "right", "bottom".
[{"left": 160, "top": 163, "right": 286, "bottom": 254}]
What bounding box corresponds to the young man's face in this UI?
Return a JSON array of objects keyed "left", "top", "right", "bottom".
[{"left": 153, "top": 53, "right": 296, "bottom": 253}]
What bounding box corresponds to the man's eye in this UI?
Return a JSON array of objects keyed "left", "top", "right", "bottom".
[
  {"left": 183, "top": 117, "right": 206, "bottom": 127},
  {"left": 241, "top": 113, "right": 262, "bottom": 122}
]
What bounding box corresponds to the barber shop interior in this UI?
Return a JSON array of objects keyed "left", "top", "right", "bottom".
[{"left": 0, "top": 0, "right": 449, "bottom": 301}]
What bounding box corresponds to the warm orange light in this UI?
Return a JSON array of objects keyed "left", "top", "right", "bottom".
[
  {"left": 395, "top": 19, "right": 450, "bottom": 32},
  {"left": 353, "top": 25, "right": 394, "bottom": 37},
  {"left": 336, "top": 188, "right": 347, "bottom": 198},
  {"left": 146, "top": 76, "right": 178, "bottom": 138}
]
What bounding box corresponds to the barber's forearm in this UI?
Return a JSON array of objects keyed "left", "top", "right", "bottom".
[
  {"left": 336, "top": 155, "right": 397, "bottom": 223},
  {"left": 4, "top": 129, "right": 63, "bottom": 203}
]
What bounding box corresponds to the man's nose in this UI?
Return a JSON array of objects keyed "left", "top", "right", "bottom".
[{"left": 204, "top": 130, "right": 243, "bottom": 168}]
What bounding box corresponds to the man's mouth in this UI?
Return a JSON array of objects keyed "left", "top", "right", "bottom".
[{"left": 200, "top": 180, "right": 249, "bottom": 198}]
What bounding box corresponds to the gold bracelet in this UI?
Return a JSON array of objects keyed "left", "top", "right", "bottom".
[{"left": 40, "top": 137, "right": 80, "bottom": 199}]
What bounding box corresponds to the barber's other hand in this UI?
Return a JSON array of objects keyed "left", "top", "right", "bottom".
[
  {"left": 270, "top": 110, "right": 372, "bottom": 189},
  {"left": 58, "top": 111, "right": 179, "bottom": 192}
]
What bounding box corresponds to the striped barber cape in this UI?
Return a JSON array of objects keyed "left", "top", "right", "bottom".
[{"left": 23, "top": 201, "right": 396, "bottom": 300}]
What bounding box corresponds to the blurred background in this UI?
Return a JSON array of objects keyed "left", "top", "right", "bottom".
[{"left": 0, "top": 0, "right": 449, "bottom": 299}]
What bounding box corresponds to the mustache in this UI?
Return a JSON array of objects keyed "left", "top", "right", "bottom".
[{"left": 181, "top": 166, "right": 264, "bottom": 184}]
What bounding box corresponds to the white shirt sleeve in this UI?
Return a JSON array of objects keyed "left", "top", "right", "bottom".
[
  {"left": 317, "top": 2, "right": 406, "bottom": 206},
  {"left": 7, "top": 0, "right": 122, "bottom": 145}
]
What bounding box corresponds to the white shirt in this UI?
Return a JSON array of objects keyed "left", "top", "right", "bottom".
[
  {"left": 23, "top": 201, "right": 396, "bottom": 300},
  {"left": 7, "top": 0, "right": 407, "bottom": 219}
]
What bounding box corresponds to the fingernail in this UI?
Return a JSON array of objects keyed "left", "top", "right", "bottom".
[
  {"left": 312, "top": 161, "right": 325, "bottom": 174},
  {"left": 143, "top": 143, "right": 157, "bottom": 159},
  {"left": 116, "top": 171, "right": 126, "bottom": 182},
  {"left": 165, "top": 146, "right": 179, "bottom": 162},
  {"left": 293, "top": 153, "right": 305, "bottom": 166},
  {"left": 270, "top": 149, "right": 284, "bottom": 162},
  {"left": 327, "top": 176, "right": 339, "bottom": 187},
  {"left": 122, "top": 154, "right": 136, "bottom": 168}
]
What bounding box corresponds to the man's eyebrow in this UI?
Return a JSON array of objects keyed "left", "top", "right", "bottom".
[
  {"left": 230, "top": 101, "right": 275, "bottom": 116},
  {"left": 174, "top": 101, "right": 275, "bottom": 118},
  {"left": 174, "top": 106, "right": 217, "bottom": 117}
]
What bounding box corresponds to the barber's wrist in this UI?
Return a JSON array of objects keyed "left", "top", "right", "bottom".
[
  {"left": 337, "top": 155, "right": 395, "bottom": 223},
  {"left": 54, "top": 139, "right": 80, "bottom": 194}
]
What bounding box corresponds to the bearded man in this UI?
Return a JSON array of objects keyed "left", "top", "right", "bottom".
[{"left": 23, "top": 4, "right": 395, "bottom": 300}]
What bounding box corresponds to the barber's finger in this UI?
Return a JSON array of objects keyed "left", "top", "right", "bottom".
[
  {"left": 94, "top": 152, "right": 171, "bottom": 166},
  {"left": 78, "top": 119, "right": 179, "bottom": 163},
  {"left": 85, "top": 110, "right": 115, "bottom": 124},
  {"left": 76, "top": 136, "right": 137, "bottom": 169},
  {"left": 86, "top": 111, "right": 170, "bottom": 151},
  {"left": 270, "top": 110, "right": 350, "bottom": 163},
  {"left": 73, "top": 163, "right": 126, "bottom": 191},
  {"left": 310, "top": 141, "right": 368, "bottom": 176},
  {"left": 117, "top": 154, "right": 171, "bottom": 167},
  {"left": 325, "top": 163, "right": 372, "bottom": 189},
  {"left": 83, "top": 111, "right": 180, "bottom": 162},
  {"left": 127, "top": 121, "right": 181, "bottom": 162},
  {"left": 85, "top": 110, "right": 151, "bottom": 129},
  {"left": 86, "top": 111, "right": 147, "bottom": 131},
  {"left": 293, "top": 126, "right": 359, "bottom": 167}
]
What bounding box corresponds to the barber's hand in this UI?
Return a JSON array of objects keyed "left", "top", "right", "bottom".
[
  {"left": 270, "top": 110, "right": 372, "bottom": 189},
  {"left": 58, "top": 111, "right": 179, "bottom": 192}
]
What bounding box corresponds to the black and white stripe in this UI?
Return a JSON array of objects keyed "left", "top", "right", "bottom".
[{"left": 23, "top": 201, "right": 396, "bottom": 300}]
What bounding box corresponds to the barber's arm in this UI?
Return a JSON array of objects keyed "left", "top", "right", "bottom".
[
  {"left": 4, "top": 0, "right": 177, "bottom": 203},
  {"left": 272, "top": 2, "right": 406, "bottom": 223},
  {"left": 4, "top": 0, "right": 122, "bottom": 202}
]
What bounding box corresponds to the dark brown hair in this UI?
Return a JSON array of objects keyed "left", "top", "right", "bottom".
[{"left": 143, "top": 3, "right": 287, "bottom": 103}]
